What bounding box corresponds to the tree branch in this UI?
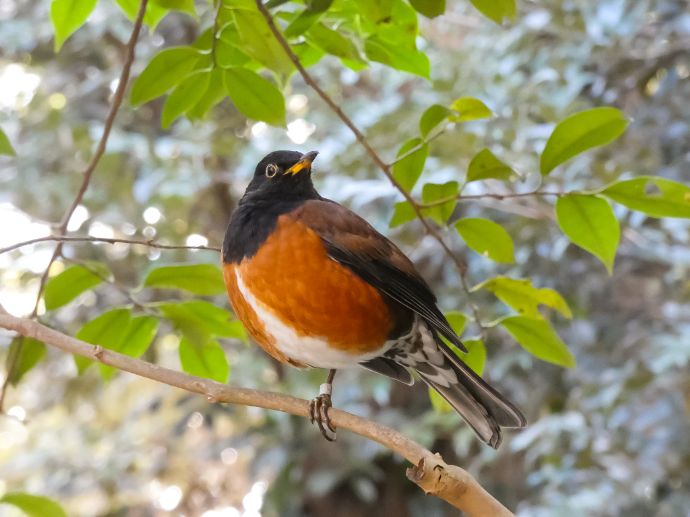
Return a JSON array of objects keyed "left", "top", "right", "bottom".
[
  {"left": 0, "top": 311, "right": 514, "bottom": 515},
  {"left": 0, "top": 235, "right": 220, "bottom": 255}
]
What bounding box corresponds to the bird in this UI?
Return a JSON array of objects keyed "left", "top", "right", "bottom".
[{"left": 221, "top": 150, "right": 526, "bottom": 448}]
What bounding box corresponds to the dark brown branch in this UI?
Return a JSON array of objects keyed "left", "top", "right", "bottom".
[
  {"left": 0, "top": 235, "right": 221, "bottom": 255},
  {"left": 0, "top": 310, "right": 514, "bottom": 516}
]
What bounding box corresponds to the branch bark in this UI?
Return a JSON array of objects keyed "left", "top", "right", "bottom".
[{"left": 0, "top": 311, "right": 514, "bottom": 516}]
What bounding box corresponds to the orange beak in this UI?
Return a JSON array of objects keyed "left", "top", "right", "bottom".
[{"left": 284, "top": 151, "right": 319, "bottom": 176}]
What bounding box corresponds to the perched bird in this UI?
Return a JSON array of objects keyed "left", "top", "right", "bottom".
[{"left": 222, "top": 150, "right": 526, "bottom": 447}]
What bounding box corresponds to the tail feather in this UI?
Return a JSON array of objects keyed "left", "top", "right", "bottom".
[
  {"left": 418, "top": 371, "right": 504, "bottom": 448},
  {"left": 417, "top": 344, "right": 526, "bottom": 447},
  {"left": 437, "top": 340, "right": 527, "bottom": 429},
  {"left": 371, "top": 317, "right": 526, "bottom": 448},
  {"left": 403, "top": 331, "right": 526, "bottom": 448}
]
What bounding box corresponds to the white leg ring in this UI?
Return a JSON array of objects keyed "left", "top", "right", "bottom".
[{"left": 319, "top": 383, "right": 332, "bottom": 396}]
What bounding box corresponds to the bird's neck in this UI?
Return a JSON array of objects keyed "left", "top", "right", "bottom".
[{"left": 222, "top": 191, "right": 317, "bottom": 264}]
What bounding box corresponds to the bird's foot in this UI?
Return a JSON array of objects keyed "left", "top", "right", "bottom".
[{"left": 309, "top": 382, "right": 336, "bottom": 441}]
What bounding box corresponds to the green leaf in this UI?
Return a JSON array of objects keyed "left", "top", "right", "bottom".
[
  {"left": 354, "top": 0, "right": 394, "bottom": 23},
  {"left": 216, "top": 30, "right": 253, "bottom": 68},
  {"left": 455, "top": 218, "right": 515, "bottom": 263},
  {"left": 44, "top": 263, "right": 108, "bottom": 311},
  {"left": 130, "top": 47, "right": 201, "bottom": 105},
  {"left": 144, "top": 263, "right": 225, "bottom": 295},
  {"left": 6, "top": 337, "right": 47, "bottom": 386},
  {"left": 232, "top": 9, "right": 294, "bottom": 76},
  {"left": 187, "top": 68, "right": 226, "bottom": 120},
  {"left": 223, "top": 68, "right": 286, "bottom": 127},
  {"left": 419, "top": 104, "right": 452, "bottom": 138},
  {"left": 459, "top": 339, "right": 486, "bottom": 376},
  {"left": 555, "top": 195, "right": 619, "bottom": 273},
  {"left": 410, "top": 0, "right": 445, "bottom": 18},
  {"left": 364, "top": 36, "right": 430, "bottom": 78},
  {"left": 466, "top": 148, "right": 515, "bottom": 183},
  {"left": 602, "top": 176, "right": 690, "bottom": 218},
  {"left": 50, "top": 0, "right": 97, "bottom": 51},
  {"left": 285, "top": 11, "right": 322, "bottom": 38},
  {"left": 74, "top": 308, "right": 131, "bottom": 373},
  {"left": 450, "top": 97, "right": 493, "bottom": 121},
  {"left": 0, "top": 128, "right": 16, "bottom": 156},
  {"left": 119, "top": 316, "right": 159, "bottom": 357},
  {"left": 151, "top": 0, "right": 196, "bottom": 17},
  {"left": 306, "top": 23, "right": 364, "bottom": 64},
  {"left": 115, "top": 0, "right": 168, "bottom": 29},
  {"left": 468, "top": 0, "right": 516, "bottom": 24},
  {"left": 444, "top": 311, "right": 467, "bottom": 336},
  {"left": 389, "top": 201, "right": 417, "bottom": 228},
  {"left": 540, "top": 107, "right": 629, "bottom": 175},
  {"left": 99, "top": 316, "right": 159, "bottom": 380},
  {"left": 159, "top": 300, "right": 246, "bottom": 346},
  {"left": 162, "top": 71, "right": 211, "bottom": 128},
  {"left": 422, "top": 181, "right": 459, "bottom": 224},
  {"left": 501, "top": 316, "right": 575, "bottom": 368},
  {"left": 0, "top": 493, "right": 67, "bottom": 517},
  {"left": 179, "top": 337, "right": 229, "bottom": 382},
  {"left": 474, "top": 276, "right": 572, "bottom": 320},
  {"left": 392, "top": 138, "right": 428, "bottom": 192}
]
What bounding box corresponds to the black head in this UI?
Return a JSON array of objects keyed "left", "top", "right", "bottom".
[
  {"left": 224, "top": 150, "right": 320, "bottom": 263},
  {"left": 244, "top": 150, "right": 319, "bottom": 200}
]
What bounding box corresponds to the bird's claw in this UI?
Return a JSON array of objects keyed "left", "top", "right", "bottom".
[{"left": 309, "top": 390, "right": 336, "bottom": 441}]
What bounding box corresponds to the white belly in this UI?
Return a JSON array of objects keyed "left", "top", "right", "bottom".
[{"left": 235, "top": 270, "right": 390, "bottom": 368}]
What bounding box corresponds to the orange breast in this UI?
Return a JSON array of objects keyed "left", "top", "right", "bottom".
[
  {"left": 223, "top": 215, "right": 393, "bottom": 363},
  {"left": 223, "top": 263, "right": 302, "bottom": 366}
]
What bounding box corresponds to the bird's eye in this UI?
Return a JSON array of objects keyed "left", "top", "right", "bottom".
[{"left": 265, "top": 163, "right": 279, "bottom": 178}]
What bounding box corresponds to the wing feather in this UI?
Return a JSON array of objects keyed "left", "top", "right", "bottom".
[{"left": 289, "top": 200, "right": 466, "bottom": 352}]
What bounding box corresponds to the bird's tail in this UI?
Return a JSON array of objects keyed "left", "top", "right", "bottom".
[{"left": 414, "top": 341, "right": 526, "bottom": 449}]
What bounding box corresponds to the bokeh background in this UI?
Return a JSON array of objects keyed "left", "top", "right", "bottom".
[{"left": 1, "top": 0, "right": 690, "bottom": 515}]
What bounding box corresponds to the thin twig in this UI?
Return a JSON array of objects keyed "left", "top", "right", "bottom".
[
  {"left": 417, "top": 190, "right": 565, "bottom": 208},
  {"left": 0, "top": 0, "right": 149, "bottom": 412},
  {"left": 0, "top": 310, "right": 514, "bottom": 516},
  {"left": 460, "top": 275, "right": 486, "bottom": 338},
  {"left": 210, "top": 0, "right": 222, "bottom": 67},
  {"left": 386, "top": 125, "right": 448, "bottom": 167},
  {"left": 460, "top": 190, "right": 565, "bottom": 200},
  {"left": 0, "top": 235, "right": 220, "bottom": 255}
]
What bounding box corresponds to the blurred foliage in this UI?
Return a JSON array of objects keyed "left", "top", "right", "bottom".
[{"left": 1, "top": 0, "right": 690, "bottom": 516}]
